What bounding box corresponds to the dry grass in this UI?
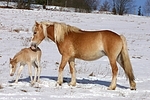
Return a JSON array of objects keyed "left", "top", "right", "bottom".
[
  {"left": 0, "top": 84, "right": 3, "bottom": 89},
  {"left": 13, "top": 28, "right": 29, "bottom": 33}
]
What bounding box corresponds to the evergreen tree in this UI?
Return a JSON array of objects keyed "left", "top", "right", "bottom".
[{"left": 138, "top": 6, "right": 142, "bottom": 16}]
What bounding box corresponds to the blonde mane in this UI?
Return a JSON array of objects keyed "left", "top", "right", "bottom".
[
  {"left": 54, "top": 22, "right": 81, "bottom": 42},
  {"left": 40, "top": 21, "right": 53, "bottom": 41},
  {"left": 34, "top": 21, "right": 81, "bottom": 43}
]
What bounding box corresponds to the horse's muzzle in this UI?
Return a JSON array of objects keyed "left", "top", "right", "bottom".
[
  {"left": 31, "top": 42, "right": 37, "bottom": 50},
  {"left": 10, "top": 73, "right": 14, "bottom": 76}
]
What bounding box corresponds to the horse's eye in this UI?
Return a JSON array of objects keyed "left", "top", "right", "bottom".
[
  {"left": 10, "top": 64, "right": 14, "bottom": 68},
  {"left": 34, "top": 32, "right": 37, "bottom": 34}
]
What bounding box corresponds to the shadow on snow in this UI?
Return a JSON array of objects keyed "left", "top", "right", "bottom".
[{"left": 8, "top": 76, "right": 128, "bottom": 89}]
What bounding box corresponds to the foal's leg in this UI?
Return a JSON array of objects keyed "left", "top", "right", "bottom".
[
  {"left": 68, "top": 58, "right": 76, "bottom": 86},
  {"left": 37, "top": 66, "right": 41, "bottom": 83},
  {"left": 32, "top": 62, "right": 38, "bottom": 83},
  {"left": 27, "top": 63, "right": 33, "bottom": 84},
  {"left": 108, "top": 59, "right": 118, "bottom": 90},
  {"left": 57, "top": 55, "right": 70, "bottom": 86},
  {"left": 35, "top": 61, "right": 41, "bottom": 83},
  {"left": 15, "top": 65, "right": 24, "bottom": 83}
]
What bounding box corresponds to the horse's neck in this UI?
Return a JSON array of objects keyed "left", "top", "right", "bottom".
[
  {"left": 47, "top": 25, "right": 55, "bottom": 42},
  {"left": 12, "top": 57, "right": 18, "bottom": 64},
  {"left": 13, "top": 53, "right": 22, "bottom": 63}
]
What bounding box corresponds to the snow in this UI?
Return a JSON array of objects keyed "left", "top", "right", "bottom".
[{"left": 0, "top": 8, "right": 150, "bottom": 100}]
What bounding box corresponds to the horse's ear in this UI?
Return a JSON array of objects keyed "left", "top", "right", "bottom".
[
  {"left": 10, "top": 58, "right": 12, "bottom": 61},
  {"left": 35, "top": 21, "right": 39, "bottom": 26}
]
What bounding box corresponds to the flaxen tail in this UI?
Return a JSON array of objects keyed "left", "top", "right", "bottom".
[{"left": 120, "top": 35, "right": 135, "bottom": 81}]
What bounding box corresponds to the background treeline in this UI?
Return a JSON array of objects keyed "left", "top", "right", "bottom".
[
  {"left": 3, "top": 0, "right": 99, "bottom": 12},
  {"left": 1, "top": 0, "right": 150, "bottom": 16},
  {"left": 34, "top": 0, "right": 99, "bottom": 12}
]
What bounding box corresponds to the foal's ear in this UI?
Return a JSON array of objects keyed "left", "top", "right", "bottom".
[{"left": 9, "top": 58, "right": 12, "bottom": 63}]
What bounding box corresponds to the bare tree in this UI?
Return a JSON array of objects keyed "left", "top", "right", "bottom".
[
  {"left": 86, "top": 0, "right": 100, "bottom": 10},
  {"left": 99, "top": 0, "right": 111, "bottom": 11},
  {"left": 143, "top": 0, "right": 150, "bottom": 16},
  {"left": 6, "top": 0, "right": 10, "bottom": 7},
  {"left": 113, "top": 0, "right": 135, "bottom": 15},
  {"left": 34, "top": 0, "right": 100, "bottom": 12},
  {"left": 17, "top": 0, "right": 31, "bottom": 9},
  {"left": 138, "top": 6, "right": 142, "bottom": 16},
  {"left": 112, "top": 0, "right": 117, "bottom": 14}
]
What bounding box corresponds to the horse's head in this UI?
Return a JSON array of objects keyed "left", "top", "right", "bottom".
[
  {"left": 31, "top": 21, "right": 45, "bottom": 50},
  {"left": 9, "top": 58, "right": 17, "bottom": 76}
]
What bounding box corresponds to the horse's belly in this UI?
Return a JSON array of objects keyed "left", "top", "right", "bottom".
[{"left": 77, "top": 50, "right": 105, "bottom": 61}]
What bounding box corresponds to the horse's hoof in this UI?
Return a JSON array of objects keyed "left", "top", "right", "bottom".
[
  {"left": 68, "top": 82, "right": 76, "bottom": 86},
  {"left": 14, "top": 81, "right": 18, "bottom": 84},
  {"left": 55, "top": 82, "right": 62, "bottom": 87},
  {"left": 37, "top": 80, "right": 41, "bottom": 84},
  {"left": 30, "top": 81, "right": 35, "bottom": 86},
  {"left": 130, "top": 87, "right": 136, "bottom": 90},
  {"left": 107, "top": 87, "right": 116, "bottom": 90},
  {"left": 30, "top": 83, "right": 35, "bottom": 87}
]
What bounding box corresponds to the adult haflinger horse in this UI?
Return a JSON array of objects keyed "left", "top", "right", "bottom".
[{"left": 31, "top": 21, "right": 136, "bottom": 90}]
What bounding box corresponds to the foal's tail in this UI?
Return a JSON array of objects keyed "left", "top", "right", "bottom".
[{"left": 120, "top": 35, "right": 135, "bottom": 81}]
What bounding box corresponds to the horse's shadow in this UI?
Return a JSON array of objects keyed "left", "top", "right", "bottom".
[
  {"left": 8, "top": 77, "right": 30, "bottom": 83},
  {"left": 8, "top": 76, "right": 128, "bottom": 89}
]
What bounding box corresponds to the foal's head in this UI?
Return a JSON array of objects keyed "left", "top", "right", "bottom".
[
  {"left": 31, "top": 22, "right": 45, "bottom": 50},
  {"left": 9, "top": 58, "right": 17, "bottom": 76}
]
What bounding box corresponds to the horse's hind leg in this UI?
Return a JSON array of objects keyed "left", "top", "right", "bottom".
[
  {"left": 68, "top": 58, "right": 76, "bottom": 86},
  {"left": 108, "top": 59, "right": 118, "bottom": 90},
  {"left": 37, "top": 66, "right": 41, "bottom": 83},
  {"left": 117, "top": 54, "right": 123, "bottom": 67},
  {"left": 34, "top": 61, "right": 41, "bottom": 83},
  {"left": 32, "top": 62, "right": 38, "bottom": 83}
]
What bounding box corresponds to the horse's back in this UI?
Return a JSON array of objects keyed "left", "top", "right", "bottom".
[
  {"left": 68, "top": 30, "right": 123, "bottom": 60},
  {"left": 20, "top": 47, "right": 40, "bottom": 54},
  {"left": 72, "top": 30, "right": 121, "bottom": 43},
  {"left": 18, "top": 47, "right": 41, "bottom": 62}
]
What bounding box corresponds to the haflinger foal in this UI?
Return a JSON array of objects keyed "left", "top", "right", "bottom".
[
  {"left": 31, "top": 21, "right": 136, "bottom": 90},
  {"left": 9, "top": 47, "right": 42, "bottom": 85}
]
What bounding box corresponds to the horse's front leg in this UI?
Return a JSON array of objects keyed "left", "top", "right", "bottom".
[
  {"left": 57, "top": 55, "right": 70, "bottom": 86},
  {"left": 15, "top": 65, "right": 24, "bottom": 83},
  {"left": 27, "top": 63, "right": 33, "bottom": 84},
  {"left": 68, "top": 58, "right": 76, "bottom": 86}
]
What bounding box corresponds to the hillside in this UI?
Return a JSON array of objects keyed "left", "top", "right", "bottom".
[{"left": 0, "top": 8, "right": 150, "bottom": 100}]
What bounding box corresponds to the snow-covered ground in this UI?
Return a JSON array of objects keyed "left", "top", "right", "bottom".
[{"left": 0, "top": 8, "right": 150, "bottom": 100}]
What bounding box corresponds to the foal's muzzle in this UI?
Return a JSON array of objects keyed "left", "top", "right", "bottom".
[
  {"left": 31, "top": 42, "right": 37, "bottom": 50},
  {"left": 10, "top": 73, "right": 14, "bottom": 76}
]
